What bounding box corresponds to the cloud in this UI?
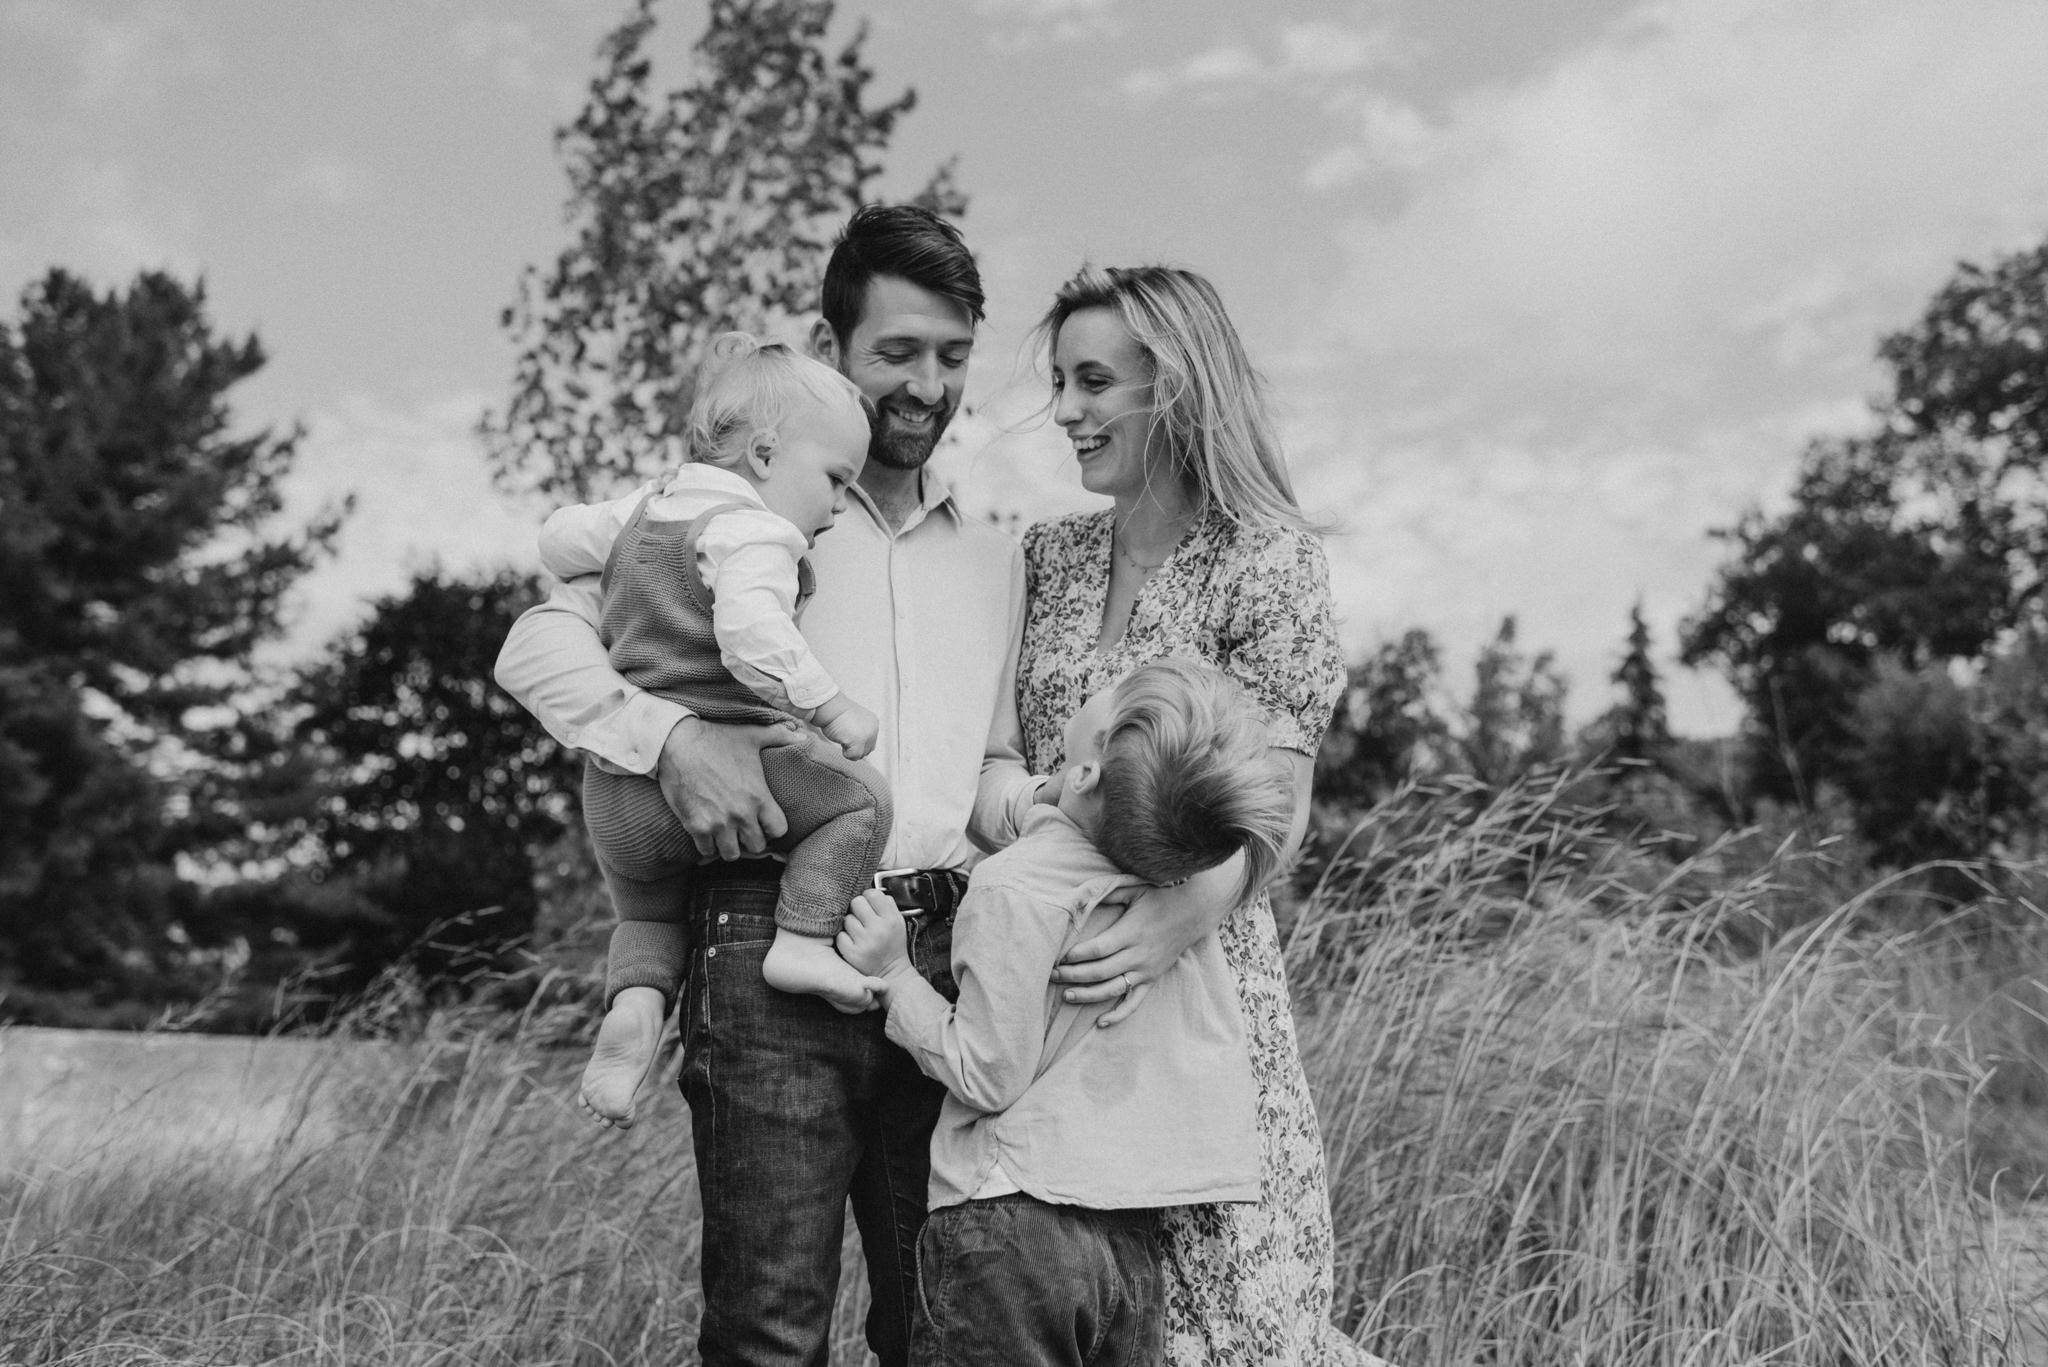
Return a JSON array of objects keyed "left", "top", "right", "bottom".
[
  {"left": 452, "top": 16, "right": 549, "bottom": 93},
  {"left": 274, "top": 392, "right": 544, "bottom": 657},
  {"left": 0, "top": 0, "right": 218, "bottom": 110},
  {"left": 974, "top": 0, "right": 1123, "bottom": 48},
  {"left": 277, "top": 154, "right": 369, "bottom": 208},
  {"left": 1122, "top": 20, "right": 1399, "bottom": 101},
  {"left": 1282, "top": 0, "right": 2048, "bottom": 731}
]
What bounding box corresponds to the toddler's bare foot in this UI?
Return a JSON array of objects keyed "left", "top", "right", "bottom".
[
  {"left": 579, "top": 986, "right": 666, "bottom": 1129},
  {"left": 762, "top": 927, "right": 883, "bottom": 1013}
]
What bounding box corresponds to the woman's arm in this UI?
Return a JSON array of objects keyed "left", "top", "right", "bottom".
[{"left": 1054, "top": 748, "right": 1313, "bottom": 1026}]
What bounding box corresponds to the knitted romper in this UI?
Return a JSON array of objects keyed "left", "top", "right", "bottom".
[{"left": 581, "top": 495, "right": 894, "bottom": 1005}]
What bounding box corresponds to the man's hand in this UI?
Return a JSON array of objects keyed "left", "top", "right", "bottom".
[
  {"left": 657, "top": 715, "right": 802, "bottom": 860},
  {"left": 837, "top": 890, "right": 913, "bottom": 981},
  {"left": 1052, "top": 856, "right": 1241, "bottom": 1026}
]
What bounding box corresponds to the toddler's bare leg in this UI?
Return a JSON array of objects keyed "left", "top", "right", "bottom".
[
  {"left": 579, "top": 985, "right": 667, "bottom": 1128},
  {"left": 762, "top": 927, "right": 880, "bottom": 1013}
]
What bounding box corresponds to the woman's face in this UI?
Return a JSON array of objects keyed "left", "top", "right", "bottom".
[{"left": 1051, "top": 307, "right": 1167, "bottom": 501}]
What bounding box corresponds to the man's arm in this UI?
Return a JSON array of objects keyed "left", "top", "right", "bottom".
[
  {"left": 495, "top": 573, "right": 795, "bottom": 859},
  {"left": 968, "top": 543, "right": 1041, "bottom": 853},
  {"left": 495, "top": 573, "right": 687, "bottom": 772}
]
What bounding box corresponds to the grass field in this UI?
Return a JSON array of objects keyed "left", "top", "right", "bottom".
[{"left": 5, "top": 779, "right": 2047, "bottom": 1365}]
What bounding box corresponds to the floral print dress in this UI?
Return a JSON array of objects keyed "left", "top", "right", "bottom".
[{"left": 1018, "top": 508, "right": 1387, "bottom": 1367}]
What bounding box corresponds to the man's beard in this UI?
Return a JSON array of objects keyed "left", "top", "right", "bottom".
[{"left": 867, "top": 399, "right": 954, "bottom": 471}]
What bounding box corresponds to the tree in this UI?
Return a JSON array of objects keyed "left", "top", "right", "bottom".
[
  {"left": 1314, "top": 628, "right": 1451, "bottom": 810},
  {"left": 1683, "top": 234, "right": 2048, "bottom": 819},
  {"left": 291, "top": 569, "right": 581, "bottom": 983},
  {"left": 0, "top": 268, "right": 341, "bottom": 993},
  {"left": 1600, "top": 601, "right": 1672, "bottom": 768},
  {"left": 482, "top": 0, "right": 966, "bottom": 500},
  {"left": 1456, "top": 616, "right": 1569, "bottom": 788}
]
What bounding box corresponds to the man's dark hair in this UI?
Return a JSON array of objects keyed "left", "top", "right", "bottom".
[{"left": 820, "top": 204, "right": 985, "bottom": 344}]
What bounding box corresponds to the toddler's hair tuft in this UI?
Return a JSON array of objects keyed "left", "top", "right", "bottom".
[{"left": 682, "top": 332, "right": 870, "bottom": 471}]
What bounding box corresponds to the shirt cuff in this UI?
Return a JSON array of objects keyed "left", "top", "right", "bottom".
[{"left": 591, "top": 692, "right": 697, "bottom": 776}]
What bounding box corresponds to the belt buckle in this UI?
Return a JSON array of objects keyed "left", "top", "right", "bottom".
[{"left": 872, "top": 866, "right": 928, "bottom": 916}]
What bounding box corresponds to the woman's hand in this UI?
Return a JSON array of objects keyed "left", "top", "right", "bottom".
[{"left": 1052, "top": 855, "right": 1241, "bottom": 1026}]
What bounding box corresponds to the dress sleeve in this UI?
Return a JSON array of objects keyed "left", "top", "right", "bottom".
[{"left": 1218, "top": 527, "right": 1346, "bottom": 754}]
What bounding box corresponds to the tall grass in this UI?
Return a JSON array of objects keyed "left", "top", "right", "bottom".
[
  {"left": 5, "top": 777, "right": 2046, "bottom": 1364},
  {"left": 1296, "top": 777, "right": 2048, "bottom": 1365}
]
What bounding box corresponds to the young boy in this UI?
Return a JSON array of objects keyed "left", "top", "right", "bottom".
[
  {"left": 537, "top": 333, "right": 893, "bottom": 1125},
  {"left": 837, "top": 657, "right": 1294, "bottom": 1365}
]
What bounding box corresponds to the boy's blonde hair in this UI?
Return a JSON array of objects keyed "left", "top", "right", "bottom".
[
  {"left": 1092, "top": 658, "right": 1294, "bottom": 902},
  {"left": 683, "top": 331, "right": 871, "bottom": 471}
]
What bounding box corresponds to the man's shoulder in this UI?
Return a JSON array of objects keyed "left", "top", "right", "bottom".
[{"left": 946, "top": 507, "right": 1025, "bottom": 565}]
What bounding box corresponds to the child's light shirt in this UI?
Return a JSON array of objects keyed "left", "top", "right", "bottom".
[
  {"left": 883, "top": 806, "right": 1262, "bottom": 1212},
  {"left": 538, "top": 464, "right": 839, "bottom": 717}
]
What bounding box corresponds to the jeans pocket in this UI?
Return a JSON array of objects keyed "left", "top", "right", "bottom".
[{"left": 913, "top": 1212, "right": 948, "bottom": 1346}]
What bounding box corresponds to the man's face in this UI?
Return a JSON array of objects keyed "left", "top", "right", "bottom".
[{"left": 817, "top": 275, "right": 975, "bottom": 472}]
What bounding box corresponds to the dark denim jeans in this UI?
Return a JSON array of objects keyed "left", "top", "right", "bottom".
[
  {"left": 677, "top": 860, "right": 957, "bottom": 1367},
  {"left": 910, "top": 1194, "right": 1165, "bottom": 1367}
]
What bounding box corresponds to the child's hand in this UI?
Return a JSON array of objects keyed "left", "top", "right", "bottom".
[
  {"left": 837, "top": 889, "right": 912, "bottom": 980},
  {"left": 813, "top": 693, "right": 880, "bottom": 761},
  {"left": 822, "top": 699, "right": 880, "bottom": 761}
]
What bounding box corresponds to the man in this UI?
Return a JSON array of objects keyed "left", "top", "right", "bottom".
[{"left": 496, "top": 204, "right": 1041, "bottom": 1367}]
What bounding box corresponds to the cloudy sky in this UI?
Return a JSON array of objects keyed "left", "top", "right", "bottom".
[{"left": 4, "top": 0, "right": 2046, "bottom": 735}]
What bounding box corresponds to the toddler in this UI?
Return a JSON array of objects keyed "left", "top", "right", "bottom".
[
  {"left": 837, "top": 657, "right": 1294, "bottom": 1364},
  {"left": 538, "top": 333, "right": 891, "bottom": 1126}
]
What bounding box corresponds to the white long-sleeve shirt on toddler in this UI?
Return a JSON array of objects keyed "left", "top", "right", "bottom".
[{"left": 538, "top": 463, "right": 840, "bottom": 717}]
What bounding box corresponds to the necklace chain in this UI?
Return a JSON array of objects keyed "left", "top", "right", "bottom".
[{"left": 1113, "top": 518, "right": 1187, "bottom": 573}]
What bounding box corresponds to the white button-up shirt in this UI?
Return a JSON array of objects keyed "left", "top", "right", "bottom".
[{"left": 496, "top": 467, "right": 1041, "bottom": 870}]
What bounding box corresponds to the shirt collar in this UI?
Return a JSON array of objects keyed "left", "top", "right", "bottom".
[
  {"left": 843, "top": 465, "right": 962, "bottom": 537},
  {"left": 658, "top": 462, "right": 768, "bottom": 508}
]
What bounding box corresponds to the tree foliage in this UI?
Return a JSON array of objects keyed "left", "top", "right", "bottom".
[
  {"left": 1599, "top": 601, "right": 1672, "bottom": 768},
  {"left": 1316, "top": 628, "right": 1450, "bottom": 809},
  {"left": 1457, "top": 616, "right": 1569, "bottom": 788},
  {"left": 0, "top": 268, "right": 341, "bottom": 989},
  {"left": 1682, "top": 233, "right": 2048, "bottom": 847},
  {"left": 481, "top": 0, "right": 965, "bottom": 500},
  {"left": 293, "top": 569, "right": 580, "bottom": 978}
]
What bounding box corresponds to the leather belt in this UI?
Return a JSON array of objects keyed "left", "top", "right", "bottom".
[{"left": 872, "top": 866, "right": 970, "bottom": 919}]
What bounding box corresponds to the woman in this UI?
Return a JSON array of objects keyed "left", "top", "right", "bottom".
[{"left": 1018, "top": 264, "right": 1385, "bottom": 1365}]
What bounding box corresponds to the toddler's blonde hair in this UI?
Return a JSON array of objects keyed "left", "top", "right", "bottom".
[
  {"left": 1091, "top": 658, "right": 1294, "bottom": 902},
  {"left": 684, "top": 331, "right": 871, "bottom": 471}
]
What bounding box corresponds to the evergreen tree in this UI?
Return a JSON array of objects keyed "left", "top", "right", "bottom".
[
  {"left": 1605, "top": 601, "right": 1672, "bottom": 767},
  {"left": 0, "top": 268, "right": 341, "bottom": 993}
]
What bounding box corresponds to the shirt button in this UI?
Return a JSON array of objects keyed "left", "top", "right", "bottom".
[
  {"left": 707, "top": 947, "right": 718, "bottom": 959},
  {"left": 718, "top": 914, "right": 728, "bottom": 924}
]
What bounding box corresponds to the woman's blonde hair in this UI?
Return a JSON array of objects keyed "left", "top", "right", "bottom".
[
  {"left": 1037, "top": 265, "right": 1314, "bottom": 532},
  {"left": 1091, "top": 658, "right": 1294, "bottom": 903},
  {"left": 683, "top": 332, "right": 870, "bottom": 471}
]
